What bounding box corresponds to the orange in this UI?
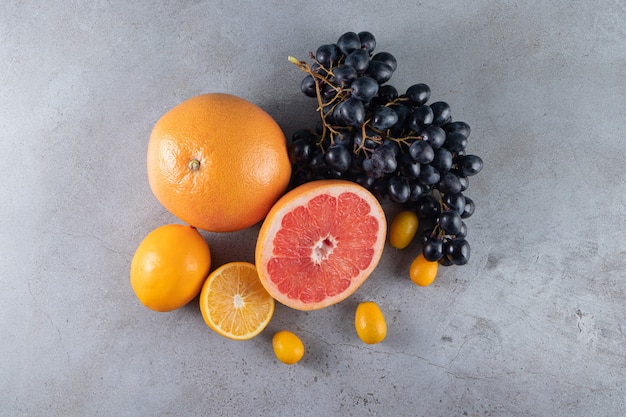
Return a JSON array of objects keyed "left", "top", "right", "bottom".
[
  {"left": 130, "top": 224, "right": 211, "bottom": 312},
  {"left": 199, "top": 262, "right": 274, "bottom": 340},
  {"left": 147, "top": 93, "right": 292, "bottom": 233},
  {"left": 255, "top": 179, "right": 387, "bottom": 311},
  {"left": 272, "top": 330, "right": 305, "bottom": 365},
  {"left": 388, "top": 210, "right": 419, "bottom": 249},
  {"left": 409, "top": 253, "right": 438, "bottom": 286},
  {"left": 354, "top": 301, "right": 387, "bottom": 344}
]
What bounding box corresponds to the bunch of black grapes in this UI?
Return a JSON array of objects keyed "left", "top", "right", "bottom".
[{"left": 287, "top": 31, "right": 483, "bottom": 266}]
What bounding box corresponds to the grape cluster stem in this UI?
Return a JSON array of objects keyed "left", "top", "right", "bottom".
[{"left": 288, "top": 55, "right": 422, "bottom": 155}]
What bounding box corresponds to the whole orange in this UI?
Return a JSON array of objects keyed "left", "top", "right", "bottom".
[
  {"left": 147, "top": 93, "right": 292, "bottom": 232},
  {"left": 130, "top": 224, "right": 211, "bottom": 312}
]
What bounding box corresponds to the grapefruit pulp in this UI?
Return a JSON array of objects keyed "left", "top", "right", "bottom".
[{"left": 255, "top": 180, "right": 387, "bottom": 310}]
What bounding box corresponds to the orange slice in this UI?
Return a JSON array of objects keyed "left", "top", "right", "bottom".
[
  {"left": 199, "top": 262, "right": 275, "bottom": 340},
  {"left": 256, "top": 179, "right": 387, "bottom": 311}
]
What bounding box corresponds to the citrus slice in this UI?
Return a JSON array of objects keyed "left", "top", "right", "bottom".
[
  {"left": 255, "top": 179, "right": 387, "bottom": 311},
  {"left": 199, "top": 262, "right": 275, "bottom": 340}
]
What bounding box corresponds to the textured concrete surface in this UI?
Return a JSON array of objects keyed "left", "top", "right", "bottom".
[{"left": 1, "top": 1, "right": 625, "bottom": 416}]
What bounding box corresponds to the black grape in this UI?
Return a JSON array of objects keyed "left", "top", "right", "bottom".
[
  {"left": 421, "top": 228, "right": 434, "bottom": 245},
  {"left": 430, "top": 101, "right": 452, "bottom": 126},
  {"left": 439, "top": 255, "right": 454, "bottom": 266},
  {"left": 375, "top": 145, "right": 398, "bottom": 174},
  {"left": 405, "top": 84, "right": 431, "bottom": 106},
  {"left": 300, "top": 75, "right": 317, "bottom": 97},
  {"left": 408, "top": 140, "right": 435, "bottom": 164},
  {"left": 377, "top": 85, "right": 398, "bottom": 102},
  {"left": 423, "top": 237, "right": 444, "bottom": 262},
  {"left": 350, "top": 76, "right": 379, "bottom": 101},
  {"left": 333, "top": 65, "right": 358, "bottom": 87},
  {"left": 387, "top": 176, "right": 411, "bottom": 203},
  {"left": 353, "top": 131, "right": 379, "bottom": 151},
  {"left": 345, "top": 49, "right": 370, "bottom": 74},
  {"left": 353, "top": 174, "right": 376, "bottom": 189},
  {"left": 409, "top": 181, "right": 427, "bottom": 201},
  {"left": 409, "top": 105, "right": 434, "bottom": 131},
  {"left": 458, "top": 155, "right": 484, "bottom": 176},
  {"left": 310, "top": 63, "right": 328, "bottom": 77},
  {"left": 288, "top": 139, "right": 314, "bottom": 165},
  {"left": 442, "top": 192, "right": 466, "bottom": 215},
  {"left": 371, "top": 177, "right": 391, "bottom": 203},
  {"left": 420, "top": 126, "right": 446, "bottom": 149},
  {"left": 431, "top": 147, "right": 453, "bottom": 173},
  {"left": 315, "top": 44, "right": 340, "bottom": 67},
  {"left": 366, "top": 61, "right": 394, "bottom": 84},
  {"left": 371, "top": 106, "right": 399, "bottom": 130},
  {"left": 337, "top": 32, "right": 361, "bottom": 55},
  {"left": 438, "top": 171, "right": 463, "bottom": 195},
  {"left": 458, "top": 174, "right": 469, "bottom": 191},
  {"left": 371, "top": 51, "right": 397, "bottom": 71},
  {"left": 331, "top": 130, "right": 353, "bottom": 147},
  {"left": 391, "top": 104, "right": 412, "bottom": 128},
  {"left": 444, "top": 131, "right": 468, "bottom": 153},
  {"left": 444, "top": 238, "right": 471, "bottom": 265},
  {"left": 416, "top": 194, "right": 440, "bottom": 218},
  {"left": 380, "top": 139, "right": 400, "bottom": 156},
  {"left": 439, "top": 211, "right": 463, "bottom": 235},
  {"left": 456, "top": 221, "right": 468, "bottom": 238},
  {"left": 358, "top": 31, "right": 377, "bottom": 53},
  {"left": 362, "top": 158, "right": 382, "bottom": 179},
  {"left": 461, "top": 196, "right": 475, "bottom": 218},
  {"left": 363, "top": 145, "right": 397, "bottom": 178},
  {"left": 308, "top": 151, "right": 328, "bottom": 175},
  {"left": 418, "top": 164, "right": 440, "bottom": 186},
  {"left": 325, "top": 145, "right": 352, "bottom": 173},
  {"left": 443, "top": 121, "right": 471, "bottom": 138},
  {"left": 321, "top": 82, "right": 338, "bottom": 102},
  {"left": 398, "top": 153, "right": 421, "bottom": 179},
  {"left": 334, "top": 97, "right": 365, "bottom": 127}
]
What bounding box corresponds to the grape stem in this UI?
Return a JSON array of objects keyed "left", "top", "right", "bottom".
[
  {"left": 353, "top": 120, "right": 382, "bottom": 156},
  {"left": 288, "top": 55, "right": 427, "bottom": 155},
  {"left": 289, "top": 55, "right": 347, "bottom": 145}
]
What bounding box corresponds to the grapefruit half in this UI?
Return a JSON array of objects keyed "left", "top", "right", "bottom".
[{"left": 255, "top": 180, "right": 387, "bottom": 310}]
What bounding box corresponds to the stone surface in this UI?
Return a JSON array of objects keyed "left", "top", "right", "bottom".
[{"left": 1, "top": 1, "right": 625, "bottom": 416}]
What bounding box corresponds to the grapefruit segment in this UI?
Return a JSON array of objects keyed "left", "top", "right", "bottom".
[{"left": 256, "top": 180, "right": 387, "bottom": 310}]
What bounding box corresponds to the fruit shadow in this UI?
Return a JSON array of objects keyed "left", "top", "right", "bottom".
[
  {"left": 257, "top": 91, "right": 318, "bottom": 145},
  {"left": 198, "top": 225, "right": 260, "bottom": 269}
]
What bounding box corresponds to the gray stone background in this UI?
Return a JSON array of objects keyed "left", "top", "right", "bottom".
[{"left": 1, "top": 1, "right": 625, "bottom": 416}]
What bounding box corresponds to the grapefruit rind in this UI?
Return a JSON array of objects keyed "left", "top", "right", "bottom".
[{"left": 255, "top": 180, "right": 387, "bottom": 311}]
